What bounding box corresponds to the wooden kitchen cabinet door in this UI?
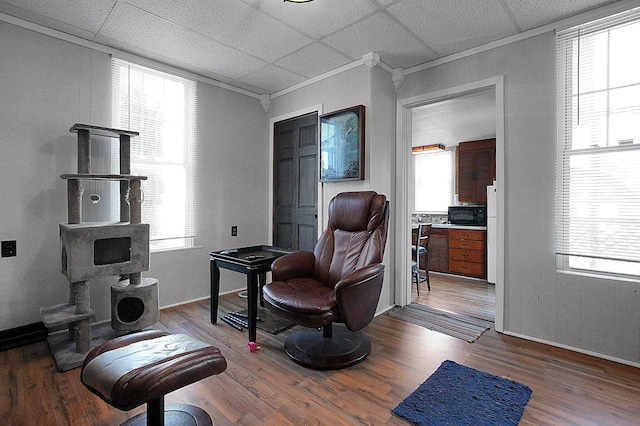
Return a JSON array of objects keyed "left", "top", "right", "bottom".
[
  {"left": 457, "top": 139, "right": 495, "bottom": 203},
  {"left": 428, "top": 228, "right": 449, "bottom": 272}
]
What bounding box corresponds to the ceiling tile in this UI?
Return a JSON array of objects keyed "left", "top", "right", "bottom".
[
  {"left": 503, "top": 0, "right": 620, "bottom": 31},
  {"left": 412, "top": 90, "right": 496, "bottom": 147},
  {"left": 388, "top": 0, "right": 518, "bottom": 56},
  {"left": 274, "top": 43, "right": 352, "bottom": 78},
  {"left": 322, "top": 12, "right": 434, "bottom": 68},
  {"left": 236, "top": 64, "right": 307, "bottom": 94},
  {"left": 242, "top": 0, "right": 378, "bottom": 39},
  {"left": 0, "top": 0, "right": 116, "bottom": 37},
  {"left": 129, "top": 0, "right": 312, "bottom": 62},
  {"left": 96, "top": 2, "right": 267, "bottom": 81}
]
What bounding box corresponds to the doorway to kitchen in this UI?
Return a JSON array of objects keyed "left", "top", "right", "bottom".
[
  {"left": 411, "top": 89, "right": 496, "bottom": 323},
  {"left": 396, "top": 76, "right": 505, "bottom": 332}
]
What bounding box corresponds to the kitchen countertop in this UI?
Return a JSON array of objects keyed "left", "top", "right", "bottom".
[{"left": 413, "top": 223, "right": 487, "bottom": 231}]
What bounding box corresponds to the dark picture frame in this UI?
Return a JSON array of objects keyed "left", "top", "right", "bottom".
[{"left": 319, "top": 105, "right": 365, "bottom": 182}]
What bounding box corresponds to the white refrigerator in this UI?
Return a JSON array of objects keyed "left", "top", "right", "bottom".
[{"left": 487, "top": 182, "right": 497, "bottom": 284}]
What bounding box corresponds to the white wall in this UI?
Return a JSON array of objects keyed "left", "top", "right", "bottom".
[
  {"left": 0, "top": 21, "right": 268, "bottom": 329},
  {"left": 399, "top": 32, "right": 640, "bottom": 365},
  {"left": 268, "top": 64, "right": 398, "bottom": 312},
  {"left": 0, "top": 21, "right": 110, "bottom": 329},
  {"left": 191, "top": 81, "right": 270, "bottom": 298}
]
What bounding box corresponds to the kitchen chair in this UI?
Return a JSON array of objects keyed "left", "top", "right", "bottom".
[
  {"left": 412, "top": 222, "right": 431, "bottom": 294},
  {"left": 262, "top": 191, "right": 389, "bottom": 370}
]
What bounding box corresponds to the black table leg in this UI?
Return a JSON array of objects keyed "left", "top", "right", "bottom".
[
  {"left": 210, "top": 260, "right": 220, "bottom": 324},
  {"left": 258, "top": 273, "right": 266, "bottom": 307},
  {"left": 246, "top": 270, "right": 258, "bottom": 343}
]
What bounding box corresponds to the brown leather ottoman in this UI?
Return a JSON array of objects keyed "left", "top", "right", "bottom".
[{"left": 81, "top": 330, "right": 227, "bottom": 426}]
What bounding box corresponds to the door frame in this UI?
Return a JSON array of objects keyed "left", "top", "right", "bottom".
[
  {"left": 268, "top": 104, "right": 324, "bottom": 245},
  {"left": 394, "top": 76, "right": 505, "bottom": 332}
]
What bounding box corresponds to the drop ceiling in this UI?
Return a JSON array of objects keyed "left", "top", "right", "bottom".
[
  {"left": 0, "top": 0, "right": 625, "bottom": 95},
  {"left": 412, "top": 89, "right": 496, "bottom": 148}
]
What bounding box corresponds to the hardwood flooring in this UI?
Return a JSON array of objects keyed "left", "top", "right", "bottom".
[
  {"left": 412, "top": 272, "right": 495, "bottom": 322},
  {"left": 2, "top": 288, "right": 640, "bottom": 425}
]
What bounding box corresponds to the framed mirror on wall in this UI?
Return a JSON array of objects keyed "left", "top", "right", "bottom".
[{"left": 319, "top": 105, "right": 365, "bottom": 182}]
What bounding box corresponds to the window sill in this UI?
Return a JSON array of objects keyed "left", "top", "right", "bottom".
[
  {"left": 557, "top": 269, "right": 640, "bottom": 284},
  {"left": 150, "top": 245, "right": 205, "bottom": 255}
]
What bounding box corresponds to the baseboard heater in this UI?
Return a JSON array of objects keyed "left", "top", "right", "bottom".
[{"left": 0, "top": 322, "right": 47, "bottom": 352}]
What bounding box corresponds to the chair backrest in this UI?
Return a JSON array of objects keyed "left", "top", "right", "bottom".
[
  {"left": 416, "top": 223, "right": 431, "bottom": 249},
  {"left": 313, "top": 191, "right": 389, "bottom": 287},
  {"left": 415, "top": 222, "right": 431, "bottom": 268}
]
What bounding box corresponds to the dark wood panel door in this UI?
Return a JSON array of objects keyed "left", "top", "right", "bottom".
[
  {"left": 274, "top": 113, "right": 318, "bottom": 251},
  {"left": 457, "top": 139, "right": 495, "bottom": 203},
  {"left": 457, "top": 149, "right": 475, "bottom": 202}
]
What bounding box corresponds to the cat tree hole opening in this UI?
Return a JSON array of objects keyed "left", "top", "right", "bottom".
[
  {"left": 94, "top": 237, "right": 132, "bottom": 265},
  {"left": 116, "top": 297, "right": 145, "bottom": 323}
]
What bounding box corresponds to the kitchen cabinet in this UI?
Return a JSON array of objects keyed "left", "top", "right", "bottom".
[
  {"left": 457, "top": 139, "right": 495, "bottom": 203},
  {"left": 428, "top": 227, "right": 449, "bottom": 272},
  {"left": 448, "top": 229, "right": 486, "bottom": 279}
]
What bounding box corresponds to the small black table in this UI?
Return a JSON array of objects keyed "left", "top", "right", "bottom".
[{"left": 209, "top": 245, "right": 294, "bottom": 342}]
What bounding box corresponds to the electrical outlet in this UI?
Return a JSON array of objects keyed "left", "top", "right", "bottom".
[
  {"left": 1, "top": 240, "right": 17, "bottom": 257},
  {"left": 231, "top": 226, "right": 237, "bottom": 237}
]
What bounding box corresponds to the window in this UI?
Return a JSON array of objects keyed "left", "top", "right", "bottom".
[
  {"left": 414, "top": 149, "right": 454, "bottom": 212},
  {"left": 111, "top": 58, "right": 197, "bottom": 251},
  {"left": 556, "top": 8, "right": 640, "bottom": 277}
]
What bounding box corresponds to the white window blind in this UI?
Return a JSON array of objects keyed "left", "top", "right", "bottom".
[
  {"left": 111, "top": 58, "right": 197, "bottom": 251},
  {"left": 556, "top": 8, "right": 640, "bottom": 277},
  {"left": 414, "top": 150, "right": 454, "bottom": 213}
]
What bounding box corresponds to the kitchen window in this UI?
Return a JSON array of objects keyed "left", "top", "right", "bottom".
[
  {"left": 414, "top": 149, "right": 454, "bottom": 213},
  {"left": 111, "top": 58, "right": 197, "bottom": 251},
  {"left": 555, "top": 8, "right": 640, "bottom": 278}
]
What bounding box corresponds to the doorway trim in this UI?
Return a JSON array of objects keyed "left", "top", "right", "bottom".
[
  {"left": 268, "top": 104, "right": 324, "bottom": 245},
  {"left": 394, "top": 76, "right": 505, "bottom": 332}
]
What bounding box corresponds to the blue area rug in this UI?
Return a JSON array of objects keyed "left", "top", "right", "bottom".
[{"left": 392, "top": 360, "right": 532, "bottom": 426}]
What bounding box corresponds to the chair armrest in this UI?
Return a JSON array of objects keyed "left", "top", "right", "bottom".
[
  {"left": 271, "top": 251, "right": 315, "bottom": 282},
  {"left": 335, "top": 264, "right": 385, "bottom": 332}
]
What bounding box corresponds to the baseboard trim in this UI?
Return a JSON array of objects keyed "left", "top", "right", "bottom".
[
  {"left": 502, "top": 330, "right": 640, "bottom": 369},
  {"left": 0, "top": 322, "right": 48, "bottom": 352}
]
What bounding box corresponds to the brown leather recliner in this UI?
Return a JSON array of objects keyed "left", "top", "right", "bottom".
[{"left": 263, "top": 191, "right": 390, "bottom": 369}]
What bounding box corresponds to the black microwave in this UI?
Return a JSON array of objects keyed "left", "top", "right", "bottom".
[{"left": 448, "top": 206, "right": 486, "bottom": 226}]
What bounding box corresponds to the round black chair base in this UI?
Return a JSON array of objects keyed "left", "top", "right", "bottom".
[
  {"left": 284, "top": 324, "right": 371, "bottom": 370},
  {"left": 123, "top": 404, "right": 212, "bottom": 426}
]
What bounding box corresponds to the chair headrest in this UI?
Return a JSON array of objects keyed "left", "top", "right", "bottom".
[{"left": 328, "top": 191, "right": 387, "bottom": 232}]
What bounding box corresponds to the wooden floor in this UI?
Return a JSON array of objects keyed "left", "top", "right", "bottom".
[
  {"left": 3, "top": 287, "right": 640, "bottom": 425},
  {"left": 412, "top": 272, "right": 496, "bottom": 322}
]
